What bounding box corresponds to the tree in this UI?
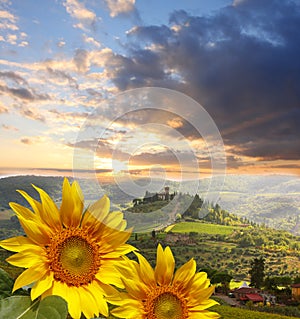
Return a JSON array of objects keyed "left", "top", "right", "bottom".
[
  {"left": 249, "top": 256, "right": 265, "bottom": 289},
  {"left": 211, "top": 272, "right": 233, "bottom": 295},
  {"left": 151, "top": 229, "right": 156, "bottom": 239}
]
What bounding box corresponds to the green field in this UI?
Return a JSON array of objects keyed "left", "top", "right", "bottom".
[
  {"left": 169, "top": 221, "right": 238, "bottom": 235},
  {"left": 212, "top": 305, "right": 299, "bottom": 319}
]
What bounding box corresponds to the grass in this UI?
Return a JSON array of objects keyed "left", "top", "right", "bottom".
[
  {"left": 170, "top": 221, "right": 238, "bottom": 235},
  {"left": 212, "top": 305, "right": 299, "bottom": 319}
]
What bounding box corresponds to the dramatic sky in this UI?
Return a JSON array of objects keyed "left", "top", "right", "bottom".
[{"left": 1, "top": 0, "right": 300, "bottom": 180}]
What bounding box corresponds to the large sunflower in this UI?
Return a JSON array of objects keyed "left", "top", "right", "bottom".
[
  {"left": 111, "top": 244, "right": 220, "bottom": 319},
  {"left": 0, "top": 178, "right": 134, "bottom": 319}
]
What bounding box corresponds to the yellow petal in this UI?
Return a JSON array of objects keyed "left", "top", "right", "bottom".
[
  {"left": 122, "top": 278, "right": 148, "bottom": 300},
  {"left": 111, "top": 300, "right": 144, "bottom": 319},
  {"left": 155, "top": 244, "right": 175, "bottom": 285},
  {"left": 173, "top": 258, "right": 196, "bottom": 289},
  {"left": 9, "top": 203, "right": 39, "bottom": 222},
  {"left": 52, "top": 281, "right": 82, "bottom": 319},
  {"left": 18, "top": 216, "right": 50, "bottom": 245},
  {"left": 135, "top": 252, "right": 155, "bottom": 286},
  {"left": 65, "top": 286, "right": 82, "bottom": 319},
  {"left": 0, "top": 236, "right": 36, "bottom": 252},
  {"left": 188, "top": 272, "right": 210, "bottom": 296},
  {"left": 13, "top": 262, "right": 48, "bottom": 292},
  {"left": 192, "top": 285, "right": 216, "bottom": 304},
  {"left": 31, "top": 271, "right": 54, "bottom": 300},
  {"left": 189, "top": 310, "right": 220, "bottom": 319},
  {"left": 79, "top": 286, "right": 102, "bottom": 319},
  {"left": 95, "top": 264, "right": 124, "bottom": 288},
  {"left": 17, "top": 189, "right": 43, "bottom": 216},
  {"left": 115, "top": 259, "right": 139, "bottom": 282},
  {"left": 60, "top": 178, "right": 84, "bottom": 228},
  {"left": 106, "top": 291, "right": 130, "bottom": 306},
  {"left": 71, "top": 180, "right": 84, "bottom": 226},
  {"left": 6, "top": 246, "right": 46, "bottom": 268},
  {"left": 84, "top": 195, "right": 110, "bottom": 225},
  {"left": 190, "top": 298, "right": 219, "bottom": 311},
  {"left": 60, "top": 178, "right": 73, "bottom": 227},
  {"left": 32, "top": 184, "right": 61, "bottom": 230},
  {"left": 90, "top": 280, "right": 118, "bottom": 298},
  {"left": 101, "top": 211, "right": 126, "bottom": 230},
  {"left": 101, "top": 227, "right": 132, "bottom": 249},
  {"left": 94, "top": 293, "right": 108, "bottom": 318},
  {"left": 102, "top": 244, "right": 136, "bottom": 258}
]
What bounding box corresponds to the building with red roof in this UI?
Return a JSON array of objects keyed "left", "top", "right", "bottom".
[{"left": 234, "top": 282, "right": 263, "bottom": 304}]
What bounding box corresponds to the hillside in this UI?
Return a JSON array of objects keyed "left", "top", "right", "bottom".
[
  {"left": 0, "top": 174, "right": 299, "bottom": 233},
  {"left": 0, "top": 174, "right": 299, "bottom": 291}
]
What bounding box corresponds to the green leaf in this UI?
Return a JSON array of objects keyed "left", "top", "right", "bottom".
[
  {"left": 0, "top": 295, "right": 68, "bottom": 319},
  {"left": 0, "top": 268, "right": 14, "bottom": 299},
  {"left": 0, "top": 296, "right": 32, "bottom": 319},
  {"left": 0, "top": 268, "right": 29, "bottom": 298},
  {"left": 37, "top": 296, "right": 68, "bottom": 319}
]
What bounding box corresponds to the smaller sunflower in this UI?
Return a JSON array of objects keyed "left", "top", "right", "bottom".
[{"left": 111, "top": 244, "right": 220, "bottom": 319}]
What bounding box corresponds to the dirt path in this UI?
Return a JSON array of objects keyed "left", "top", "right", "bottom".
[{"left": 214, "top": 293, "right": 241, "bottom": 307}]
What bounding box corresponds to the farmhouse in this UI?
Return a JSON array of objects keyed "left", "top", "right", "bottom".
[
  {"left": 291, "top": 283, "right": 300, "bottom": 301},
  {"left": 234, "top": 282, "right": 263, "bottom": 303}
]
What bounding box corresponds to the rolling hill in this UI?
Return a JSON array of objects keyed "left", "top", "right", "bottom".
[{"left": 0, "top": 174, "right": 299, "bottom": 234}]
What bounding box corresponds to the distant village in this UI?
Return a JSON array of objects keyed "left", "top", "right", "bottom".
[{"left": 132, "top": 186, "right": 176, "bottom": 206}]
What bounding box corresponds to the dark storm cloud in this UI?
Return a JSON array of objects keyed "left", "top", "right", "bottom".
[
  {"left": 106, "top": 0, "right": 300, "bottom": 162},
  {"left": 111, "top": 49, "right": 166, "bottom": 90}
]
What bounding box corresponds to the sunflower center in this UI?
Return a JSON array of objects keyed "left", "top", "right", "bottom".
[
  {"left": 60, "top": 236, "right": 93, "bottom": 276},
  {"left": 154, "top": 293, "right": 183, "bottom": 319},
  {"left": 47, "top": 228, "right": 101, "bottom": 286},
  {"left": 145, "top": 286, "right": 188, "bottom": 319}
]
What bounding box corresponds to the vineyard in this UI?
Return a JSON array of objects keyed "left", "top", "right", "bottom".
[{"left": 169, "top": 221, "right": 238, "bottom": 235}]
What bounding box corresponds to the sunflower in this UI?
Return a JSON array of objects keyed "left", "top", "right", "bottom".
[
  {"left": 0, "top": 178, "right": 134, "bottom": 319},
  {"left": 111, "top": 244, "right": 220, "bottom": 319}
]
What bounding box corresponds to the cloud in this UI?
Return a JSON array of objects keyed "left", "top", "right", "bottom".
[
  {"left": 2, "top": 124, "right": 18, "bottom": 131},
  {"left": 48, "top": 108, "right": 88, "bottom": 123},
  {"left": 46, "top": 67, "right": 79, "bottom": 89},
  {"left": 0, "top": 104, "right": 8, "bottom": 113},
  {"left": 104, "top": 0, "right": 136, "bottom": 17},
  {"left": 18, "top": 107, "right": 46, "bottom": 122},
  {"left": 0, "top": 70, "right": 28, "bottom": 85},
  {"left": 103, "top": 1, "right": 300, "bottom": 162},
  {"left": 73, "top": 49, "right": 90, "bottom": 73},
  {"left": 0, "top": 9, "right": 18, "bottom": 31},
  {"left": 0, "top": 5, "right": 29, "bottom": 47},
  {"left": 0, "top": 69, "right": 51, "bottom": 108},
  {"left": 20, "top": 137, "right": 33, "bottom": 145},
  {"left": 63, "top": 0, "right": 97, "bottom": 31},
  {"left": 83, "top": 34, "right": 101, "bottom": 48},
  {"left": 0, "top": 84, "right": 50, "bottom": 102}
]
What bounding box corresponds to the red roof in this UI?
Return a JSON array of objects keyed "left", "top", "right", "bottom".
[
  {"left": 245, "top": 293, "right": 264, "bottom": 302},
  {"left": 235, "top": 287, "right": 257, "bottom": 293},
  {"left": 291, "top": 283, "right": 300, "bottom": 288}
]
